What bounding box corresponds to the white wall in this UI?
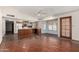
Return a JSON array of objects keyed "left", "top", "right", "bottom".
[
  {"left": 32, "top": 22, "right": 37, "bottom": 28},
  {"left": 2, "top": 18, "right": 5, "bottom": 37},
  {"left": 58, "top": 10, "right": 79, "bottom": 41},
  {"left": 0, "top": 9, "right": 2, "bottom": 44}
]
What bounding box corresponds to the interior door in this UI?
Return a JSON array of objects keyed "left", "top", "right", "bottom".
[{"left": 60, "top": 16, "right": 72, "bottom": 39}]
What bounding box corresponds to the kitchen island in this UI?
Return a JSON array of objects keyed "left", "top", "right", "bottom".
[{"left": 18, "top": 28, "right": 41, "bottom": 39}]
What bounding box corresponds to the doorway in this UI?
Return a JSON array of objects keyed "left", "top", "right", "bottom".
[
  {"left": 5, "top": 21, "right": 14, "bottom": 34},
  {"left": 60, "top": 16, "right": 72, "bottom": 39}
]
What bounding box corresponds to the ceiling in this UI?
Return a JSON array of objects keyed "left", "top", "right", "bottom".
[{"left": 12, "top": 6, "right": 79, "bottom": 20}]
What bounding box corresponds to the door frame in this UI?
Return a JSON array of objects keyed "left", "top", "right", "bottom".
[
  {"left": 60, "top": 16, "right": 72, "bottom": 39},
  {"left": 12, "top": 21, "right": 14, "bottom": 34},
  {"left": 5, "top": 21, "right": 14, "bottom": 34}
]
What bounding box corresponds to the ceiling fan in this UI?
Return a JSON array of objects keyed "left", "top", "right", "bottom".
[{"left": 36, "top": 10, "right": 47, "bottom": 20}]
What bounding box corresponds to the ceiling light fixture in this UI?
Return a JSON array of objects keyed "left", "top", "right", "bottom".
[{"left": 37, "top": 10, "right": 47, "bottom": 20}]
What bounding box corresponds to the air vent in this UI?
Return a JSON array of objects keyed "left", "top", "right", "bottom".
[{"left": 7, "top": 14, "right": 15, "bottom": 17}]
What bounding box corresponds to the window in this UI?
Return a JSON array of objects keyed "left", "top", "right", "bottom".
[
  {"left": 52, "top": 23, "right": 57, "bottom": 31},
  {"left": 48, "top": 25, "right": 53, "bottom": 30},
  {"left": 43, "top": 24, "right": 46, "bottom": 30},
  {"left": 48, "top": 22, "right": 57, "bottom": 31}
]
